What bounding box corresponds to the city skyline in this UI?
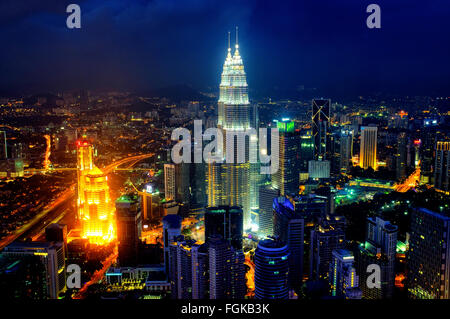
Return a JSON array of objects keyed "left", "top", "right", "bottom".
[{"left": 0, "top": 0, "right": 449, "bottom": 307}]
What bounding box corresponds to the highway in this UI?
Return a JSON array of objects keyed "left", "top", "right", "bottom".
[{"left": 0, "top": 153, "right": 154, "bottom": 251}]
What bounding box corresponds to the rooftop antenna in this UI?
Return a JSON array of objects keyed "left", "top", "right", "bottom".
[
  {"left": 235, "top": 26, "right": 239, "bottom": 49},
  {"left": 228, "top": 31, "right": 231, "bottom": 52}
]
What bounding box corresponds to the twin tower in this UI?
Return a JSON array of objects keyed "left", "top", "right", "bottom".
[{"left": 207, "top": 28, "right": 259, "bottom": 229}]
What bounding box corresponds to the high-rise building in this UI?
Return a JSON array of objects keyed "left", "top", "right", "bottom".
[
  {"left": 272, "top": 119, "right": 300, "bottom": 196},
  {"left": 408, "top": 207, "right": 450, "bottom": 299},
  {"left": 258, "top": 184, "right": 280, "bottom": 237},
  {"left": 140, "top": 184, "right": 160, "bottom": 220},
  {"left": 116, "top": 194, "right": 142, "bottom": 266},
  {"left": 169, "top": 237, "right": 194, "bottom": 299},
  {"left": 76, "top": 138, "right": 115, "bottom": 245},
  {"left": 254, "top": 238, "right": 289, "bottom": 299},
  {"left": 45, "top": 223, "right": 68, "bottom": 257},
  {"left": 329, "top": 249, "right": 361, "bottom": 299},
  {"left": 164, "top": 163, "right": 176, "bottom": 201},
  {"left": 163, "top": 214, "right": 182, "bottom": 275},
  {"left": 207, "top": 29, "right": 255, "bottom": 229},
  {"left": 0, "top": 131, "right": 7, "bottom": 159},
  {"left": 308, "top": 160, "right": 331, "bottom": 180},
  {"left": 310, "top": 215, "right": 346, "bottom": 280},
  {"left": 191, "top": 243, "right": 209, "bottom": 299},
  {"left": 359, "top": 126, "right": 378, "bottom": 170},
  {"left": 396, "top": 132, "right": 408, "bottom": 180},
  {"left": 299, "top": 130, "right": 315, "bottom": 172},
  {"left": 208, "top": 236, "right": 246, "bottom": 299},
  {"left": 339, "top": 130, "right": 353, "bottom": 172},
  {"left": 356, "top": 217, "right": 397, "bottom": 299},
  {"left": 434, "top": 141, "right": 450, "bottom": 191},
  {"left": 205, "top": 206, "right": 243, "bottom": 250},
  {"left": 273, "top": 197, "right": 305, "bottom": 289},
  {"left": 312, "top": 99, "right": 331, "bottom": 160},
  {"left": 2, "top": 241, "right": 66, "bottom": 299}
]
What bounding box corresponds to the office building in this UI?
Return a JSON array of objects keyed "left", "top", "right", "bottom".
[
  {"left": 408, "top": 207, "right": 450, "bottom": 299},
  {"left": 329, "top": 249, "right": 361, "bottom": 299},
  {"left": 272, "top": 119, "right": 300, "bottom": 196},
  {"left": 116, "top": 194, "right": 142, "bottom": 266},
  {"left": 164, "top": 163, "right": 176, "bottom": 201},
  {"left": 163, "top": 214, "right": 182, "bottom": 275},
  {"left": 312, "top": 99, "right": 331, "bottom": 160},
  {"left": 356, "top": 217, "right": 397, "bottom": 299},
  {"left": 308, "top": 160, "right": 330, "bottom": 180},
  {"left": 434, "top": 141, "right": 450, "bottom": 191},
  {"left": 254, "top": 238, "right": 289, "bottom": 299},
  {"left": 2, "top": 241, "right": 66, "bottom": 299},
  {"left": 339, "top": 130, "right": 353, "bottom": 172},
  {"left": 360, "top": 126, "right": 378, "bottom": 170},
  {"left": 273, "top": 197, "right": 305, "bottom": 289},
  {"left": 310, "top": 215, "right": 346, "bottom": 280},
  {"left": 205, "top": 206, "right": 243, "bottom": 250},
  {"left": 258, "top": 184, "right": 280, "bottom": 237},
  {"left": 208, "top": 236, "right": 246, "bottom": 299}
]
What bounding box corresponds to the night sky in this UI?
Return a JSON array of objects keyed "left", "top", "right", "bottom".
[{"left": 1, "top": 0, "right": 449, "bottom": 98}]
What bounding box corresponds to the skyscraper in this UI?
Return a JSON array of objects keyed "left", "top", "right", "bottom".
[
  {"left": 396, "top": 132, "right": 408, "bottom": 180},
  {"left": 191, "top": 243, "right": 209, "bottom": 299},
  {"left": 258, "top": 184, "right": 280, "bottom": 237},
  {"left": 163, "top": 214, "right": 182, "bottom": 275},
  {"left": 339, "top": 130, "right": 353, "bottom": 172},
  {"left": 76, "top": 138, "right": 115, "bottom": 245},
  {"left": 272, "top": 119, "right": 300, "bottom": 196},
  {"left": 359, "top": 126, "right": 378, "bottom": 170},
  {"left": 312, "top": 99, "right": 331, "bottom": 160},
  {"left": 116, "top": 194, "right": 142, "bottom": 266},
  {"left": 0, "top": 131, "right": 7, "bottom": 160},
  {"left": 208, "top": 236, "right": 246, "bottom": 299},
  {"left": 329, "top": 249, "right": 361, "bottom": 299},
  {"left": 310, "top": 215, "right": 346, "bottom": 281},
  {"left": 207, "top": 29, "right": 255, "bottom": 229},
  {"left": 356, "top": 217, "right": 397, "bottom": 299},
  {"left": 434, "top": 141, "right": 450, "bottom": 191},
  {"left": 299, "top": 130, "right": 315, "bottom": 172},
  {"left": 273, "top": 197, "right": 305, "bottom": 289},
  {"left": 205, "top": 206, "right": 243, "bottom": 250},
  {"left": 164, "top": 163, "right": 176, "bottom": 201},
  {"left": 2, "top": 241, "right": 66, "bottom": 299},
  {"left": 408, "top": 207, "right": 450, "bottom": 299},
  {"left": 254, "top": 238, "right": 289, "bottom": 299}
]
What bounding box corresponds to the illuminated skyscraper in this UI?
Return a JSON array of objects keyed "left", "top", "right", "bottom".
[
  {"left": 116, "top": 194, "right": 142, "bottom": 266},
  {"left": 207, "top": 28, "right": 256, "bottom": 229},
  {"left": 76, "top": 139, "right": 115, "bottom": 244},
  {"left": 359, "top": 126, "right": 378, "bottom": 170},
  {"left": 339, "top": 130, "right": 353, "bottom": 172},
  {"left": 164, "top": 163, "right": 176, "bottom": 201},
  {"left": 408, "top": 207, "right": 450, "bottom": 299},
  {"left": 272, "top": 119, "right": 299, "bottom": 196},
  {"left": 329, "top": 249, "right": 361, "bottom": 299},
  {"left": 434, "top": 141, "right": 450, "bottom": 191},
  {"left": 356, "top": 217, "right": 397, "bottom": 299},
  {"left": 310, "top": 215, "right": 346, "bottom": 281},
  {"left": 312, "top": 99, "right": 331, "bottom": 160},
  {"left": 254, "top": 238, "right": 289, "bottom": 299}
]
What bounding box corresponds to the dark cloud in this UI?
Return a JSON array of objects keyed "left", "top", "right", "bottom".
[{"left": 0, "top": 0, "right": 449, "bottom": 97}]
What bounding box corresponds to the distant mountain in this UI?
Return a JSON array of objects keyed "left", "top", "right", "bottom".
[{"left": 140, "top": 84, "right": 214, "bottom": 102}]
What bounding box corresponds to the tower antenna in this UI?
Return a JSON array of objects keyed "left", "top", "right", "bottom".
[
  {"left": 235, "top": 26, "right": 239, "bottom": 48},
  {"left": 228, "top": 31, "right": 231, "bottom": 52}
]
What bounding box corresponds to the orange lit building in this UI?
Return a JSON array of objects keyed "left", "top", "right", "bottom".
[{"left": 77, "top": 139, "right": 115, "bottom": 244}]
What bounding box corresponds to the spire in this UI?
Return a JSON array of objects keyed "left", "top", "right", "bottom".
[
  {"left": 228, "top": 31, "right": 231, "bottom": 52},
  {"left": 235, "top": 26, "right": 239, "bottom": 50}
]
